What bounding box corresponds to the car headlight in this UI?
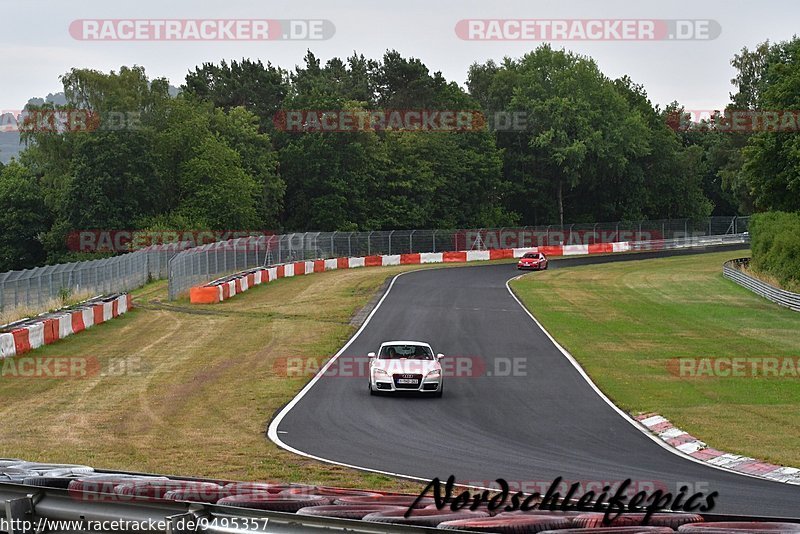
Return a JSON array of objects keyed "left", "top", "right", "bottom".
[
  {"left": 426, "top": 369, "right": 441, "bottom": 378},
  {"left": 373, "top": 368, "right": 388, "bottom": 377}
]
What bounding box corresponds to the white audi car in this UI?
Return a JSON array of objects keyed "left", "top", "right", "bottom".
[{"left": 368, "top": 341, "right": 444, "bottom": 397}]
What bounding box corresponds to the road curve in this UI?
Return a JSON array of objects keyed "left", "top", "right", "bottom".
[{"left": 270, "top": 245, "right": 799, "bottom": 517}]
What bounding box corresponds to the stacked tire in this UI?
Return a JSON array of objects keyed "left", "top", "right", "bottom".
[
  {"left": 678, "top": 523, "right": 800, "bottom": 533},
  {"left": 438, "top": 513, "right": 573, "bottom": 533},
  {"left": 297, "top": 505, "right": 407, "bottom": 519},
  {"left": 571, "top": 513, "right": 705, "bottom": 529},
  {"left": 363, "top": 507, "right": 490, "bottom": 527},
  {"left": 217, "top": 493, "right": 331, "bottom": 512}
]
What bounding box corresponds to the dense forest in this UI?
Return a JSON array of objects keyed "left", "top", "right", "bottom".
[{"left": 0, "top": 39, "right": 798, "bottom": 271}]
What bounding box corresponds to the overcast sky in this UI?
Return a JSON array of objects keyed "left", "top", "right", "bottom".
[{"left": 1, "top": 0, "right": 798, "bottom": 113}]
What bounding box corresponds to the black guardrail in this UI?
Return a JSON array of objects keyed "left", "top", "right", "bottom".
[{"left": 723, "top": 258, "right": 800, "bottom": 312}]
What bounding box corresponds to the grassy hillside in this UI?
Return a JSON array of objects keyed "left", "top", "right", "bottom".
[
  {"left": 0, "top": 264, "right": 452, "bottom": 490},
  {"left": 512, "top": 249, "right": 800, "bottom": 467}
]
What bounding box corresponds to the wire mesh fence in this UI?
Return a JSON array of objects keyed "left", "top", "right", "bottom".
[
  {"left": 167, "top": 216, "right": 750, "bottom": 300},
  {"left": 0, "top": 216, "right": 750, "bottom": 311},
  {"left": 0, "top": 243, "right": 188, "bottom": 314}
]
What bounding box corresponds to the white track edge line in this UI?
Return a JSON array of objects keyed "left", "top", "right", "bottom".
[
  {"left": 268, "top": 260, "right": 783, "bottom": 490},
  {"left": 505, "top": 273, "right": 784, "bottom": 486},
  {"left": 266, "top": 268, "right": 519, "bottom": 492},
  {"left": 267, "top": 271, "right": 438, "bottom": 484}
]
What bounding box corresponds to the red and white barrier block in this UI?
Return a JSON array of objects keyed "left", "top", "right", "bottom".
[
  {"left": 0, "top": 294, "right": 133, "bottom": 360},
  {"left": 188, "top": 241, "right": 643, "bottom": 305}
]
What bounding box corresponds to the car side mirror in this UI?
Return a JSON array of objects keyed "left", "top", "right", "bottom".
[
  {"left": 436, "top": 353, "right": 444, "bottom": 360},
  {"left": 368, "top": 352, "right": 376, "bottom": 359}
]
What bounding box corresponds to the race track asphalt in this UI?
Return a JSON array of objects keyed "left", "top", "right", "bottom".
[{"left": 271, "top": 244, "right": 800, "bottom": 518}]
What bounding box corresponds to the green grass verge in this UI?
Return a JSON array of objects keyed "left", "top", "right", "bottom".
[
  {"left": 510, "top": 249, "right": 800, "bottom": 467},
  {"left": 0, "top": 261, "right": 507, "bottom": 492}
]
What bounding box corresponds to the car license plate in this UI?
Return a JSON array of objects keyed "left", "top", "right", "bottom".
[{"left": 397, "top": 378, "right": 418, "bottom": 384}]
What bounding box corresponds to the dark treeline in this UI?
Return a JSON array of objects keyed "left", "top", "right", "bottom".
[
  {"left": 749, "top": 211, "right": 800, "bottom": 291},
  {"left": 0, "top": 40, "right": 798, "bottom": 271}
]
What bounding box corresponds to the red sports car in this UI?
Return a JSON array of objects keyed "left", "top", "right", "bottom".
[{"left": 517, "top": 252, "right": 548, "bottom": 270}]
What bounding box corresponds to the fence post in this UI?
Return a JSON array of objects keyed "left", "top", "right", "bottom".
[{"left": 3, "top": 215, "right": 755, "bottom": 307}]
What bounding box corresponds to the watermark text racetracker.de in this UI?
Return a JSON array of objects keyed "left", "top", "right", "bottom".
[
  {"left": 272, "top": 109, "right": 574, "bottom": 133},
  {"left": 274, "top": 109, "right": 485, "bottom": 132},
  {"left": 667, "top": 109, "right": 800, "bottom": 133},
  {"left": 273, "top": 356, "right": 527, "bottom": 378},
  {"left": 69, "top": 19, "right": 334, "bottom": 41},
  {"left": 0, "top": 356, "right": 143, "bottom": 379},
  {"left": 455, "top": 19, "right": 721, "bottom": 41},
  {"left": 67, "top": 229, "right": 277, "bottom": 253},
  {"left": 0, "top": 517, "right": 257, "bottom": 533},
  {"left": 0, "top": 109, "right": 140, "bottom": 133},
  {"left": 456, "top": 229, "right": 661, "bottom": 249},
  {"left": 667, "top": 357, "right": 800, "bottom": 378}
]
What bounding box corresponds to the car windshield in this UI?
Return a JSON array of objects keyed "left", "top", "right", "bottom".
[
  {"left": 523, "top": 253, "right": 538, "bottom": 258},
  {"left": 379, "top": 344, "right": 433, "bottom": 360}
]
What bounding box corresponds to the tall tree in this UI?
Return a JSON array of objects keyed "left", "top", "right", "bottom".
[
  {"left": 0, "top": 162, "right": 49, "bottom": 271},
  {"left": 730, "top": 42, "right": 771, "bottom": 109},
  {"left": 184, "top": 59, "right": 289, "bottom": 132},
  {"left": 736, "top": 38, "right": 800, "bottom": 211},
  {"left": 469, "top": 46, "right": 654, "bottom": 225},
  {"left": 209, "top": 106, "right": 283, "bottom": 227},
  {"left": 150, "top": 97, "right": 277, "bottom": 229},
  {"left": 60, "top": 65, "right": 170, "bottom": 116},
  {"left": 61, "top": 131, "right": 163, "bottom": 230}
]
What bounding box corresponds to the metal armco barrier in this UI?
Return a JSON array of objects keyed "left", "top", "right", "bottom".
[
  {"left": 186, "top": 233, "right": 752, "bottom": 305},
  {"left": 630, "top": 233, "right": 750, "bottom": 251},
  {"left": 724, "top": 258, "right": 800, "bottom": 312},
  {"left": 0, "top": 481, "right": 445, "bottom": 534},
  {"left": 0, "top": 217, "right": 751, "bottom": 306},
  {"left": 2, "top": 478, "right": 796, "bottom": 534},
  {"left": 167, "top": 216, "right": 750, "bottom": 300},
  {"left": 0, "top": 243, "right": 190, "bottom": 314},
  {"left": 0, "top": 217, "right": 749, "bottom": 313}
]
